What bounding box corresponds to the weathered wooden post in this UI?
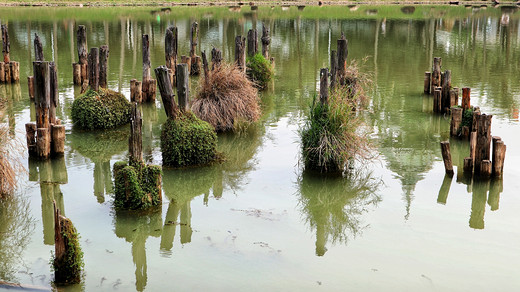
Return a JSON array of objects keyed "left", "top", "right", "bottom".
[
  {"left": 462, "top": 87, "right": 471, "bottom": 110},
  {"left": 34, "top": 61, "right": 51, "bottom": 159},
  {"left": 129, "top": 103, "right": 143, "bottom": 166},
  {"left": 491, "top": 137, "right": 506, "bottom": 177},
  {"left": 235, "top": 36, "right": 246, "bottom": 73},
  {"left": 319, "top": 68, "right": 329, "bottom": 105},
  {"left": 480, "top": 160, "right": 492, "bottom": 177},
  {"left": 140, "top": 34, "right": 156, "bottom": 103},
  {"left": 424, "top": 71, "right": 431, "bottom": 94},
  {"left": 99, "top": 45, "right": 109, "bottom": 89},
  {"left": 176, "top": 63, "right": 189, "bottom": 111},
  {"left": 330, "top": 50, "right": 337, "bottom": 90},
  {"left": 474, "top": 114, "right": 492, "bottom": 175},
  {"left": 261, "top": 23, "right": 270, "bottom": 59},
  {"left": 2, "top": 24, "right": 10, "bottom": 63},
  {"left": 190, "top": 22, "right": 201, "bottom": 76},
  {"left": 73, "top": 25, "right": 88, "bottom": 85},
  {"left": 433, "top": 87, "right": 442, "bottom": 113},
  {"left": 155, "top": 66, "right": 177, "bottom": 118},
  {"left": 28, "top": 76, "right": 35, "bottom": 99},
  {"left": 165, "top": 26, "right": 178, "bottom": 81},
  {"left": 88, "top": 47, "right": 99, "bottom": 92},
  {"left": 34, "top": 33, "right": 44, "bottom": 62},
  {"left": 450, "top": 107, "right": 462, "bottom": 136},
  {"left": 1, "top": 24, "right": 19, "bottom": 83},
  {"left": 211, "top": 47, "right": 222, "bottom": 70},
  {"left": 450, "top": 87, "right": 459, "bottom": 108},
  {"left": 440, "top": 141, "right": 454, "bottom": 175},
  {"left": 130, "top": 79, "right": 142, "bottom": 103},
  {"left": 201, "top": 51, "right": 210, "bottom": 80},
  {"left": 52, "top": 124, "right": 65, "bottom": 156},
  {"left": 337, "top": 34, "right": 348, "bottom": 86},
  {"left": 441, "top": 70, "right": 451, "bottom": 113},
  {"left": 53, "top": 201, "right": 83, "bottom": 284},
  {"left": 49, "top": 62, "right": 58, "bottom": 124},
  {"left": 247, "top": 29, "right": 258, "bottom": 57},
  {"left": 432, "top": 57, "right": 441, "bottom": 89},
  {"left": 0, "top": 63, "right": 4, "bottom": 82}
]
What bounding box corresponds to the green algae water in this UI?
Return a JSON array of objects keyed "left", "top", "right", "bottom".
[{"left": 1, "top": 5, "right": 520, "bottom": 291}]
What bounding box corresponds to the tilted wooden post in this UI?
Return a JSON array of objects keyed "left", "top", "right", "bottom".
[
  {"left": 440, "top": 141, "right": 454, "bottom": 175},
  {"left": 211, "top": 47, "right": 222, "bottom": 70},
  {"left": 247, "top": 29, "right": 258, "bottom": 57},
  {"left": 88, "top": 47, "right": 99, "bottom": 92},
  {"left": 129, "top": 103, "right": 143, "bottom": 166},
  {"left": 474, "top": 114, "right": 492, "bottom": 175},
  {"left": 154, "top": 66, "right": 177, "bottom": 118},
  {"left": 235, "top": 35, "right": 246, "bottom": 73},
  {"left": 190, "top": 22, "right": 201, "bottom": 76},
  {"left": 99, "top": 45, "right": 109, "bottom": 89},
  {"left": 319, "top": 68, "right": 329, "bottom": 105},
  {"left": 165, "top": 26, "right": 178, "bottom": 80},
  {"left": 432, "top": 57, "right": 441, "bottom": 89},
  {"left": 261, "top": 23, "right": 270, "bottom": 59},
  {"left": 2, "top": 24, "right": 10, "bottom": 63},
  {"left": 330, "top": 50, "right": 337, "bottom": 90},
  {"left": 337, "top": 34, "right": 348, "bottom": 86},
  {"left": 176, "top": 63, "right": 189, "bottom": 112}
]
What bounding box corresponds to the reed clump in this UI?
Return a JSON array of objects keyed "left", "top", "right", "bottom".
[
  {"left": 0, "top": 107, "right": 23, "bottom": 198},
  {"left": 192, "top": 62, "right": 260, "bottom": 132}
]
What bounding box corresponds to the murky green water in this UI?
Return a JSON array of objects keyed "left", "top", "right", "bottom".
[{"left": 1, "top": 5, "right": 520, "bottom": 291}]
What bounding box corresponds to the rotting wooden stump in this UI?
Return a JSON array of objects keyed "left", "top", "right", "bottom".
[
  {"left": 129, "top": 103, "right": 143, "bottom": 165},
  {"left": 53, "top": 201, "right": 83, "bottom": 284},
  {"left": 441, "top": 70, "right": 451, "bottom": 113},
  {"left": 491, "top": 136, "right": 506, "bottom": 177},
  {"left": 190, "top": 22, "right": 201, "bottom": 76},
  {"left": 165, "top": 26, "right": 178, "bottom": 84},
  {"left": 474, "top": 114, "right": 492, "bottom": 175},
  {"left": 211, "top": 47, "right": 222, "bottom": 70},
  {"left": 154, "top": 66, "right": 177, "bottom": 118},
  {"left": 450, "top": 107, "right": 462, "bottom": 137},
  {"left": 247, "top": 28, "right": 258, "bottom": 57},
  {"left": 450, "top": 87, "right": 459, "bottom": 108},
  {"left": 433, "top": 87, "right": 442, "bottom": 113},
  {"left": 235, "top": 35, "right": 246, "bottom": 73},
  {"left": 130, "top": 79, "right": 142, "bottom": 103},
  {"left": 28, "top": 76, "right": 35, "bottom": 99},
  {"left": 88, "top": 47, "right": 99, "bottom": 92},
  {"left": 72, "top": 25, "right": 88, "bottom": 85},
  {"left": 440, "top": 141, "right": 454, "bottom": 175},
  {"left": 319, "top": 68, "right": 329, "bottom": 105},
  {"left": 1, "top": 25, "right": 20, "bottom": 83},
  {"left": 176, "top": 63, "right": 189, "bottom": 112}
]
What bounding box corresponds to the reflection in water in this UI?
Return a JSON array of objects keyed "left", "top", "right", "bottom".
[
  {"left": 29, "top": 157, "right": 67, "bottom": 245},
  {"left": 0, "top": 195, "right": 35, "bottom": 282},
  {"left": 113, "top": 208, "right": 162, "bottom": 292},
  {"left": 297, "top": 168, "right": 382, "bottom": 256}
]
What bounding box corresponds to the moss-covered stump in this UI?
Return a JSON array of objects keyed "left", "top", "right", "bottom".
[
  {"left": 161, "top": 111, "right": 217, "bottom": 167},
  {"left": 71, "top": 88, "right": 132, "bottom": 130},
  {"left": 246, "top": 53, "right": 274, "bottom": 90},
  {"left": 113, "top": 161, "right": 162, "bottom": 210},
  {"left": 53, "top": 206, "right": 83, "bottom": 284}
]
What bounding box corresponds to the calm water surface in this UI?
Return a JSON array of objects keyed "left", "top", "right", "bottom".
[{"left": 1, "top": 5, "right": 520, "bottom": 291}]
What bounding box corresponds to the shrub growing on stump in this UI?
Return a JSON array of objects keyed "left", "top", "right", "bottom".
[
  {"left": 246, "top": 53, "right": 274, "bottom": 90},
  {"left": 113, "top": 161, "right": 162, "bottom": 210},
  {"left": 161, "top": 110, "right": 217, "bottom": 167},
  {"left": 191, "top": 62, "right": 260, "bottom": 132},
  {"left": 71, "top": 88, "right": 132, "bottom": 130}
]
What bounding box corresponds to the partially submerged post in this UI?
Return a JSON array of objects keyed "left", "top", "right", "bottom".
[
  {"left": 330, "top": 50, "right": 337, "bottom": 90},
  {"left": 336, "top": 34, "right": 348, "bottom": 86},
  {"left": 88, "top": 47, "right": 99, "bottom": 92},
  {"left": 261, "top": 23, "right": 270, "bottom": 59},
  {"left": 1, "top": 24, "right": 20, "bottom": 83},
  {"left": 319, "top": 68, "right": 329, "bottom": 104},
  {"left": 461, "top": 87, "right": 471, "bottom": 110},
  {"left": 441, "top": 70, "right": 451, "bottom": 113},
  {"left": 235, "top": 36, "right": 246, "bottom": 73},
  {"left": 424, "top": 71, "right": 431, "bottom": 94},
  {"left": 73, "top": 25, "right": 88, "bottom": 86},
  {"left": 450, "top": 107, "right": 462, "bottom": 136},
  {"left": 129, "top": 103, "right": 143, "bottom": 165},
  {"left": 53, "top": 201, "right": 83, "bottom": 284},
  {"left": 474, "top": 114, "right": 492, "bottom": 175},
  {"left": 2, "top": 24, "right": 10, "bottom": 63},
  {"left": 176, "top": 63, "right": 189, "bottom": 111},
  {"left": 29, "top": 33, "right": 45, "bottom": 98},
  {"left": 99, "top": 45, "right": 109, "bottom": 89},
  {"left": 131, "top": 34, "right": 156, "bottom": 103},
  {"left": 190, "top": 22, "right": 201, "bottom": 76},
  {"left": 165, "top": 26, "right": 178, "bottom": 82},
  {"left": 247, "top": 29, "right": 258, "bottom": 57},
  {"left": 491, "top": 136, "right": 506, "bottom": 177},
  {"left": 433, "top": 87, "right": 442, "bottom": 113},
  {"left": 154, "top": 66, "right": 176, "bottom": 118},
  {"left": 211, "top": 47, "right": 222, "bottom": 70},
  {"left": 440, "top": 141, "right": 454, "bottom": 175}
]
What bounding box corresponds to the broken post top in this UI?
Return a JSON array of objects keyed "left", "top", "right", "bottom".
[{"left": 34, "top": 33, "right": 44, "bottom": 62}]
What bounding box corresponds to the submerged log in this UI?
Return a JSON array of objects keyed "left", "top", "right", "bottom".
[
  {"left": 176, "top": 63, "right": 189, "bottom": 111},
  {"left": 154, "top": 66, "right": 176, "bottom": 118},
  {"left": 440, "top": 141, "right": 454, "bottom": 175},
  {"left": 235, "top": 36, "right": 246, "bottom": 73}
]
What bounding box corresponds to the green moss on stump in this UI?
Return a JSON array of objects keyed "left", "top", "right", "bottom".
[
  {"left": 246, "top": 53, "right": 274, "bottom": 90},
  {"left": 113, "top": 161, "right": 162, "bottom": 210},
  {"left": 161, "top": 111, "right": 217, "bottom": 167},
  {"left": 53, "top": 217, "right": 84, "bottom": 284},
  {"left": 71, "top": 88, "right": 132, "bottom": 130}
]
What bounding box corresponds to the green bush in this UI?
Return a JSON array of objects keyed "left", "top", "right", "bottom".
[
  {"left": 71, "top": 88, "right": 132, "bottom": 130},
  {"left": 113, "top": 161, "right": 162, "bottom": 210},
  {"left": 246, "top": 53, "right": 274, "bottom": 90},
  {"left": 161, "top": 111, "right": 217, "bottom": 167}
]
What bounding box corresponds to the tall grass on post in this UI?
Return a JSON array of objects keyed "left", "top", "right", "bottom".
[{"left": 192, "top": 62, "right": 260, "bottom": 132}]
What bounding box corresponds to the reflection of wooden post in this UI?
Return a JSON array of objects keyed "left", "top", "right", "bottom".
[
  {"left": 99, "top": 45, "right": 109, "bottom": 89},
  {"left": 88, "top": 47, "right": 99, "bottom": 92},
  {"left": 129, "top": 103, "right": 143, "bottom": 165},
  {"left": 319, "top": 68, "right": 328, "bottom": 105},
  {"left": 437, "top": 174, "right": 452, "bottom": 204},
  {"left": 488, "top": 179, "right": 502, "bottom": 211},
  {"left": 450, "top": 107, "right": 462, "bottom": 137},
  {"left": 337, "top": 34, "right": 348, "bottom": 86},
  {"left": 154, "top": 66, "right": 176, "bottom": 118},
  {"left": 234, "top": 36, "right": 246, "bottom": 73},
  {"left": 165, "top": 26, "right": 178, "bottom": 79},
  {"left": 469, "top": 182, "right": 487, "bottom": 229},
  {"left": 424, "top": 71, "right": 431, "bottom": 94},
  {"left": 440, "top": 141, "right": 454, "bottom": 175},
  {"left": 474, "top": 114, "right": 492, "bottom": 175},
  {"left": 176, "top": 63, "right": 189, "bottom": 112}
]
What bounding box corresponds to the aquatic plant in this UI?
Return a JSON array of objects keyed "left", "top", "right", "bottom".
[
  {"left": 71, "top": 88, "right": 131, "bottom": 130},
  {"left": 246, "top": 53, "right": 274, "bottom": 90},
  {"left": 113, "top": 161, "right": 162, "bottom": 210},
  {"left": 161, "top": 110, "right": 217, "bottom": 167},
  {"left": 192, "top": 62, "right": 260, "bottom": 132},
  {"left": 52, "top": 214, "right": 84, "bottom": 284}
]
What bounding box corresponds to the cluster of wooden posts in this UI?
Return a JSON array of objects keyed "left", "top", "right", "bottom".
[
  {"left": 318, "top": 33, "right": 349, "bottom": 104},
  {"left": 71, "top": 25, "right": 110, "bottom": 93},
  {"left": 424, "top": 57, "right": 507, "bottom": 179},
  {"left": 0, "top": 24, "right": 20, "bottom": 84}
]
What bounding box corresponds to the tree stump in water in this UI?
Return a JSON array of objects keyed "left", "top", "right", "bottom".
[
  {"left": 53, "top": 201, "right": 83, "bottom": 284},
  {"left": 190, "top": 22, "right": 201, "bottom": 76},
  {"left": 235, "top": 36, "right": 246, "bottom": 73},
  {"left": 165, "top": 26, "right": 178, "bottom": 83}
]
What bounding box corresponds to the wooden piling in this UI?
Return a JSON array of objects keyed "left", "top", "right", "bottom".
[
  {"left": 0, "top": 62, "right": 4, "bottom": 82},
  {"left": 211, "top": 47, "right": 222, "bottom": 70},
  {"left": 51, "top": 124, "right": 65, "bottom": 155},
  {"left": 330, "top": 50, "right": 337, "bottom": 90},
  {"left": 450, "top": 107, "right": 462, "bottom": 136},
  {"left": 10, "top": 61, "right": 19, "bottom": 82},
  {"left": 471, "top": 108, "right": 480, "bottom": 133},
  {"left": 2, "top": 24, "right": 10, "bottom": 63},
  {"left": 130, "top": 79, "right": 142, "bottom": 103},
  {"left": 450, "top": 87, "right": 459, "bottom": 108},
  {"left": 424, "top": 71, "right": 431, "bottom": 94},
  {"left": 25, "top": 122, "right": 37, "bottom": 155},
  {"left": 165, "top": 26, "right": 178, "bottom": 78},
  {"left": 142, "top": 34, "right": 151, "bottom": 82},
  {"left": 440, "top": 141, "right": 454, "bottom": 175},
  {"left": 463, "top": 157, "right": 473, "bottom": 173},
  {"left": 247, "top": 29, "right": 258, "bottom": 57},
  {"left": 28, "top": 76, "right": 35, "bottom": 99},
  {"left": 154, "top": 66, "right": 177, "bottom": 118},
  {"left": 474, "top": 114, "right": 492, "bottom": 174},
  {"left": 433, "top": 87, "right": 442, "bottom": 113},
  {"left": 34, "top": 61, "right": 50, "bottom": 130},
  {"left": 190, "top": 22, "right": 201, "bottom": 75},
  {"left": 88, "top": 47, "right": 99, "bottom": 92},
  {"left": 492, "top": 137, "right": 506, "bottom": 177},
  {"left": 36, "top": 127, "right": 51, "bottom": 159},
  {"left": 480, "top": 160, "right": 492, "bottom": 177},
  {"left": 180, "top": 55, "right": 191, "bottom": 74},
  {"left": 337, "top": 34, "right": 348, "bottom": 86},
  {"left": 235, "top": 36, "right": 246, "bottom": 73},
  {"left": 72, "top": 63, "right": 81, "bottom": 85},
  {"left": 441, "top": 70, "right": 451, "bottom": 113},
  {"left": 77, "top": 25, "right": 88, "bottom": 66},
  {"left": 432, "top": 57, "right": 441, "bottom": 89},
  {"left": 129, "top": 103, "right": 143, "bottom": 165},
  {"left": 99, "top": 45, "right": 109, "bottom": 89},
  {"left": 142, "top": 79, "right": 156, "bottom": 103},
  {"left": 462, "top": 87, "right": 471, "bottom": 110},
  {"left": 49, "top": 62, "right": 58, "bottom": 124},
  {"left": 261, "top": 23, "right": 270, "bottom": 59},
  {"left": 176, "top": 63, "right": 189, "bottom": 112},
  {"left": 34, "top": 33, "right": 44, "bottom": 61},
  {"left": 201, "top": 51, "right": 210, "bottom": 80},
  {"left": 319, "top": 68, "right": 329, "bottom": 104},
  {"left": 4, "top": 62, "right": 11, "bottom": 83},
  {"left": 191, "top": 56, "right": 201, "bottom": 76}
]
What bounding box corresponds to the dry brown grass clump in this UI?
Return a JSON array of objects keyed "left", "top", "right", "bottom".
[
  {"left": 0, "top": 109, "right": 23, "bottom": 198},
  {"left": 192, "top": 63, "right": 260, "bottom": 132}
]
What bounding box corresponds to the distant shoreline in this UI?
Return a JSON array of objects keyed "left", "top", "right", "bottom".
[{"left": 0, "top": 1, "right": 516, "bottom": 8}]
